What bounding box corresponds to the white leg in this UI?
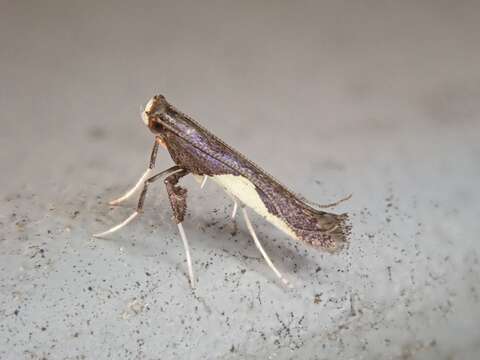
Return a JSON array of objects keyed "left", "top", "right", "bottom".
[
  {"left": 231, "top": 199, "right": 238, "bottom": 219},
  {"left": 109, "top": 168, "right": 152, "bottom": 205},
  {"left": 200, "top": 175, "right": 208, "bottom": 189},
  {"left": 177, "top": 222, "right": 195, "bottom": 289},
  {"left": 93, "top": 211, "right": 139, "bottom": 238},
  {"left": 201, "top": 179, "right": 237, "bottom": 220},
  {"left": 241, "top": 208, "right": 292, "bottom": 288}
]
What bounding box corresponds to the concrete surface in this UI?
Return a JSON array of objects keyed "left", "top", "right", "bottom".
[{"left": 1, "top": 1, "right": 480, "bottom": 359}]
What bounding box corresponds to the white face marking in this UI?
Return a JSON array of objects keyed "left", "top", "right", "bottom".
[
  {"left": 211, "top": 174, "right": 298, "bottom": 240},
  {"left": 142, "top": 97, "right": 155, "bottom": 126}
]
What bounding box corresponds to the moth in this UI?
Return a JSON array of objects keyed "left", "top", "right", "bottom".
[{"left": 94, "top": 95, "right": 351, "bottom": 288}]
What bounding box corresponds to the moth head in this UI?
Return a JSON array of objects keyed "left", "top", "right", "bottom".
[{"left": 142, "top": 95, "right": 168, "bottom": 127}]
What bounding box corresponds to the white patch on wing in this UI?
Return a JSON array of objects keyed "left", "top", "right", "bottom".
[
  {"left": 142, "top": 97, "right": 155, "bottom": 125},
  {"left": 211, "top": 174, "right": 298, "bottom": 240}
]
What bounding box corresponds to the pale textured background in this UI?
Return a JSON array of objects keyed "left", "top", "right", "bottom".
[{"left": 1, "top": 1, "right": 480, "bottom": 359}]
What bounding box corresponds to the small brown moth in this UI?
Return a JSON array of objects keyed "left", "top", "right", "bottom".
[{"left": 94, "top": 95, "right": 351, "bottom": 288}]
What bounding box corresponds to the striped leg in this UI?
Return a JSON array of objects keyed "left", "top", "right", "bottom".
[{"left": 164, "top": 170, "right": 195, "bottom": 288}]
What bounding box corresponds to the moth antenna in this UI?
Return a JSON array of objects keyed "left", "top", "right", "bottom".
[
  {"left": 109, "top": 169, "right": 153, "bottom": 205},
  {"left": 96, "top": 166, "right": 182, "bottom": 238},
  {"left": 93, "top": 211, "right": 139, "bottom": 238},
  {"left": 241, "top": 208, "right": 292, "bottom": 288},
  {"left": 109, "top": 140, "right": 162, "bottom": 205},
  {"left": 177, "top": 222, "right": 195, "bottom": 288},
  {"left": 200, "top": 175, "right": 208, "bottom": 189}
]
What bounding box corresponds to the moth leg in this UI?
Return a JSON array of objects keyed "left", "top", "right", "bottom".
[
  {"left": 164, "top": 170, "right": 195, "bottom": 288},
  {"left": 241, "top": 207, "right": 292, "bottom": 288},
  {"left": 200, "top": 175, "right": 208, "bottom": 189},
  {"left": 229, "top": 196, "right": 239, "bottom": 236},
  {"left": 231, "top": 198, "right": 238, "bottom": 220},
  {"left": 177, "top": 222, "right": 195, "bottom": 289},
  {"left": 93, "top": 166, "right": 181, "bottom": 238},
  {"left": 109, "top": 138, "right": 161, "bottom": 205}
]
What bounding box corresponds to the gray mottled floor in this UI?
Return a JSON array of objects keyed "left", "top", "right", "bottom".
[{"left": 1, "top": 1, "right": 480, "bottom": 359}]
